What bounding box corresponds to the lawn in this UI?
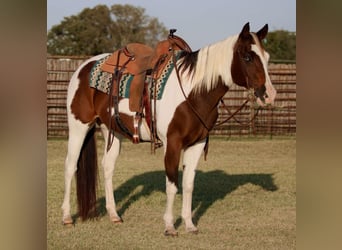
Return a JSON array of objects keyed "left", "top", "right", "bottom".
[{"left": 47, "top": 137, "right": 296, "bottom": 249}]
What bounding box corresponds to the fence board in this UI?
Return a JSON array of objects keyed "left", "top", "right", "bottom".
[{"left": 47, "top": 57, "right": 296, "bottom": 138}]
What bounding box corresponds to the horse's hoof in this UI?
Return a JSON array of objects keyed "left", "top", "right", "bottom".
[
  {"left": 186, "top": 226, "right": 199, "bottom": 234},
  {"left": 62, "top": 216, "right": 74, "bottom": 226},
  {"left": 164, "top": 228, "right": 178, "bottom": 237},
  {"left": 110, "top": 216, "right": 123, "bottom": 224}
]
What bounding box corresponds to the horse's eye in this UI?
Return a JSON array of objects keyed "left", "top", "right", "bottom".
[{"left": 243, "top": 54, "right": 252, "bottom": 62}]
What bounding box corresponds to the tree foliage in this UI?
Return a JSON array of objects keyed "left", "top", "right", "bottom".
[
  {"left": 48, "top": 5, "right": 295, "bottom": 61},
  {"left": 47, "top": 4, "right": 168, "bottom": 55},
  {"left": 263, "top": 30, "right": 296, "bottom": 62}
]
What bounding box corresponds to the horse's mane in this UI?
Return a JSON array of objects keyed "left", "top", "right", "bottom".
[{"left": 179, "top": 34, "right": 238, "bottom": 93}]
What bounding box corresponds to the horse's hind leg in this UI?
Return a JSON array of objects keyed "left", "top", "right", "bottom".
[
  {"left": 61, "top": 119, "right": 91, "bottom": 225},
  {"left": 181, "top": 139, "right": 206, "bottom": 233},
  {"left": 100, "top": 124, "right": 122, "bottom": 223}
]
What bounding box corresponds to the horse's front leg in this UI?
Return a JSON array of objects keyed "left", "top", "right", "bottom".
[
  {"left": 163, "top": 139, "right": 182, "bottom": 236},
  {"left": 181, "top": 139, "right": 206, "bottom": 233},
  {"left": 101, "top": 126, "right": 122, "bottom": 223}
]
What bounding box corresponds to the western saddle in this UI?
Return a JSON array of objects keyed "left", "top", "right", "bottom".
[{"left": 101, "top": 29, "right": 191, "bottom": 148}]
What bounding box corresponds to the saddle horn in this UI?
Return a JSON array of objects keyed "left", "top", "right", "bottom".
[{"left": 169, "top": 29, "right": 177, "bottom": 38}]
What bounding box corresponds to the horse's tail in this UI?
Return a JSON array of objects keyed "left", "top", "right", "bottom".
[{"left": 76, "top": 126, "right": 98, "bottom": 220}]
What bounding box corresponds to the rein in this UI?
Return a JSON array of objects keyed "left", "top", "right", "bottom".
[{"left": 215, "top": 95, "right": 260, "bottom": 128}]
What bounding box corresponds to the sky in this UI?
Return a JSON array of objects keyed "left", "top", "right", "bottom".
[{"left": 47, "top": 0, "right": 296, "bottom": 50}]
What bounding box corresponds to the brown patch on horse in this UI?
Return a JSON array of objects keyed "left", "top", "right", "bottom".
[
  {"left": 93, "top": 92, "right": 136, "bottom": 141},
  {"left": 230, "top": 23, "right": 269, "bottom": 93},
  {"left": 71, "top": 61, "right": 97, "bottom": 123},
  {"left": 231, "top": 32, "right": 266, "bottom": 90},
  {"left": 164, "top": 80, "right": 228, "bottom": 185},
  {"left": 71, "top": 60, "right": 136, "bottom": 141}
]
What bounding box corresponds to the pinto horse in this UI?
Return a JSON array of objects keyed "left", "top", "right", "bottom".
[{"left": 61, "top": 23, "right": 276, "bottom": 235}]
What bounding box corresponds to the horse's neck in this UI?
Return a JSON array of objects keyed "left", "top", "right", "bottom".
[{"left": 188, "top": 81, "right": 229, "bottom": 129}]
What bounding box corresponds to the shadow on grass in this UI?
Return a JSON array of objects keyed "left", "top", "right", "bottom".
[{"left": 94, "top": 170, "right": 277, "bottom": 226}]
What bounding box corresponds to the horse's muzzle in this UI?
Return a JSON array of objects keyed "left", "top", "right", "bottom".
[{"left": 255, "top": 86, "right": 276, "bottom": 107}]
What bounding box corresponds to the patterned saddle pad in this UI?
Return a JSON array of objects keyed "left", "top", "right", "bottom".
[{"left": 89, "top": 51, "right": 182, "bottom": 100}]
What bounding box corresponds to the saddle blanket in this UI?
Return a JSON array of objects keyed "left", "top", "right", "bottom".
[
  {"left": 89, "top": 55, "right": 132, "bottom": 98},
  {"left": 89, "top": 51, "right": 182, "bottom": 100}
]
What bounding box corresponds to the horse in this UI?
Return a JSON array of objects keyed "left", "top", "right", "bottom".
[{"left": 61, "top": 22, "right": 276, "bottom": 236}]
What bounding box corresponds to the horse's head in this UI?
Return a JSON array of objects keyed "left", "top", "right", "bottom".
[{"left": 231, "top": 23, "right": 276, "bottom": 106}]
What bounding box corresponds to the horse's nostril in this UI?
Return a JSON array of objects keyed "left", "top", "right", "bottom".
[{"left": 264, "top": 93, "right": 268, "bottom": 98}]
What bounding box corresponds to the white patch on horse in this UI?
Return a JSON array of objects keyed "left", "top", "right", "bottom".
[
  {"left": 117, "top": 99, "right": 152, "bottom": 141},
  {"left": 117, "top": 99, "right": 135, "bottom": 116},
  {"left": 155, "top": 69, "right": 191, "bottom": 142},
  {"left": 250, "top": 34, "right": 276, "bottom": 105},
  {"left": 164, "top": 177, "right": 178, "bottom": 232}
]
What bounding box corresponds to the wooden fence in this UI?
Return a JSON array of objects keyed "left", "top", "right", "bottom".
[{"left": 47, "top": 56, "right": 296, "bottom": 138}]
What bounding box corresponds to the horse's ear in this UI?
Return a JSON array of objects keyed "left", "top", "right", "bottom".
[
  {"left": 239, "top": 22, "right": 250, "bottom": 39},
  {"left": 257, "top": 24, "right": 268, "bottom": 40}
]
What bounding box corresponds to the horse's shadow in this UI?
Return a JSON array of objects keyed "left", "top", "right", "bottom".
[{"left": 95, "top": 170, "right": 278, "bottom": 226}]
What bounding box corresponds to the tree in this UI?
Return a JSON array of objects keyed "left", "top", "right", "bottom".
[
  {"left": 263, "top": 30, "right": 296, "bottom": 62},
  {"left": 47, "top": 4, "right": 168, "bottom": 55}
]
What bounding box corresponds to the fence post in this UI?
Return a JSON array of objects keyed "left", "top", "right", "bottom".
[
  {"left": 268, "top": 109, "right": 273, "bottom": 139},
  {"left": 249, "top": 95, "right": 256, "bottom": 136}
]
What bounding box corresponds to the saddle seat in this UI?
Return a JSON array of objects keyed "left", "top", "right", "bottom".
[
  {"left": 101, "top": 43, "right": 154, "bottom": 75},
  {"left": 101, "top": 43, "right": 154, "bottom": 112}
]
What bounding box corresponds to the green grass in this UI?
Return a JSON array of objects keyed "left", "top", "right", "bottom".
[{"left": 47, "top": 137, "right": 296, "bottom": 249}]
